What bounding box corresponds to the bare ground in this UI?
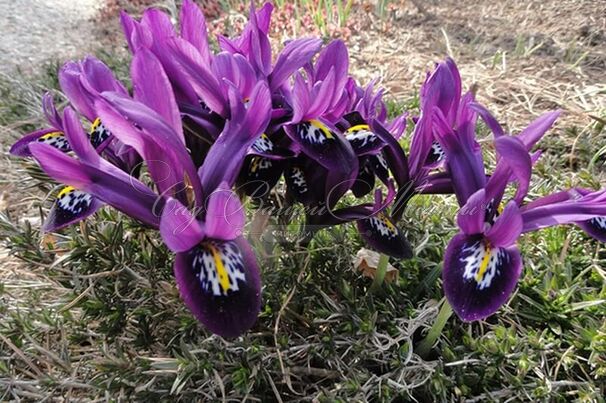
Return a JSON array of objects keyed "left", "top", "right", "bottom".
[
  {"left": 0, "top": 0, "right": 104, "bottom": 74},
  {"left": 348, "top": 0, "right": 606, "bottom": 131}
]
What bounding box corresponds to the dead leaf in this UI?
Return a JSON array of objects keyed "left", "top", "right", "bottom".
[{"left": 353, "top": 248, "right": 398, "bottom": 283}]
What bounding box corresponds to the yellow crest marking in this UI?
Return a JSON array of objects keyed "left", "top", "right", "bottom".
[
  {"left": 497, "top": 203, "right": 505, "bottom": 215},
  {"left": 377, "top": 212, "right": 397, "bottom": 232},
  {"left": 58, "top": 186, "right": 75, "bottom": 197},
  {"left": 250, "top": 156, "right": 261, "bottom": 173},
  {"left": 345, "top": 124, "right": 370, "bottom": 134},
  {"left": 208, "top": 243, "right": 231, "bottom": 293},
  {"left": 39, "top": 131, "right": 64, "bottom": 140},
  {"left": 90, "top": 117, "right": 102, "bottom": 133},
  {"left": 475, "top": 242, "right": 491, "bottom": 283},
  {"left": 309, "top": 119, "right": 334, "bottom": 139}
]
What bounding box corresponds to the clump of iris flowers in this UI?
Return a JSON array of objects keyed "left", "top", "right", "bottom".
[{"left": 10, "top": 0, "right": 606, "bottom": 338}]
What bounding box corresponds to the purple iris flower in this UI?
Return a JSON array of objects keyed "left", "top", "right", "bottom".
[
  {"left": 119, "top": 0, "right": 322, "bottom": 201},
  {"left": 156, "top": 80, "right": 271, "bottom": 337},
  {"left": 337, "top": 80, "right": 407, "bottom": 198},
  {"left": 9, "top": 56, "right": 139, "bottom": 232},
  {"left": 441, "top": 104, "right": 606, "bottom": 321},
  {"left": 29, "top": 46, "right": 272, "bottom": 337},
  {"left": 390, "top": 59, "right": 472, "bottom": 222},
  {"left": 278, "top": 46, "right": 413, "bottom": 258},
  {"left": 99, "top": 52, "right": 271, "bottom": 337}
]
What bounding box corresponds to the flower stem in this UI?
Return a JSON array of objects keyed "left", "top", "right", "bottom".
[
  {"left": 416, "top": 298, "right": 453, "bottom": 358},
  {"left": 369, "top": 253, "right": 390, "bottom": 292}
]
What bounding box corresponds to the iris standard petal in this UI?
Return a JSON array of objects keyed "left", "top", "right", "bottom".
[
  {"left": 120, "top": 11, "right": 140, "bottom": 52},
  {"left": 62, "top": 107, "right": 99, "bottom": 161},
  {"left": 180, "top": 0, "right": 211, "bottom": 64},
  {"left": 407, "top": 114, "right": 433, "bottom": 177},
  {"left": 160, "top": 198, "right": 205, "bottom": 253},
  {"left": 434, "top": 107, "right": 485, "bottom": 205},
  {"left": 140, "top": 8, "right": 176, "bottom": 42},
  {"left": 517, "top": 110, "right": 561, "bottom": 150},
  {"left": 198, "top": 82, "right": 271, "bottom": 194},
  {"left": 443, "top": 233, "right": 522, "bottom": 321},
  {"left": 167, "top": 37, "right": 227, "bottom": 116},
  {"left": 173, "top": 237, "right": 261, "bottom": 338},
  {"left": 494, "top": 136, "right": 532, "bottom": 204},
  {"left": 97, "top": 93, "right": 203, "bottom": 204},
  {"left": 204, "top": 183, "right": 246, "bottom": 241},
  {"left": 306, "top": 68, "right": 336, "bottom": 119},
  {"left": 314, "top": 40, "right": 349, "bottom": 109},
  {"left": 470, "top": 103, "right": 505, "bottom": 138},
  {"left": 290, "top": 72, "right": 310, "bottom": 123},
  {"left": 270, "top": 38, "right": 322, "bottom": 90},
  {"left": 212, "top": 52, "right": 258, "bottom": 101},
  {"left": 248, "top": 2, "right": 272, "bottom": 77},
  {"left": 59, "top": 61, "right": 97, "bottom": 122},
  {"left": 42, "top": 92, "right": 64, "bottom": 130},
  {"left": 131, "top": 49, "right": 184, "bottom": 140},
  {"left": 80, "top": 56, "right": 129, "bottom": 96},
  {"left": 422, "top": 58, "right": 461, "bottom": 124}
]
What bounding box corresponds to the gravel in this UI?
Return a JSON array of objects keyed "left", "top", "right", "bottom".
[{"left": 0, "top": 0, "right": 103, "bottom": 74}]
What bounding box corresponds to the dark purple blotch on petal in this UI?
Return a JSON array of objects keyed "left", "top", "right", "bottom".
[
  {"left": 357, "top": 212, "right": 412, "bottom": 259},
  {"left": 173, "top": 237, "right": 261, "bottom": 338},
  {"left": 443, "top": 233, "right": 522, "bottom": 321},
  {"left": 42, "top": 186, "right": 103, "bottom": 232},
  {"left": 237, "top": 156, "right": 285, "bottom": 199},
  {"left": 577, "top": 217, "right": 606, "bottom": 242}
]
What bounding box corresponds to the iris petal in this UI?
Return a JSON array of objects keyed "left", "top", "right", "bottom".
[
  {"left": 425, "top": 140, "right": 446, "bottom": 167},
  {"left": 286, "top": 120, "right": 355, "bottom": 173},
  {"left": 350, "top": 157, "right": 376, "bottom": 198},
  {"left": 357, "top": 212, "right": 412, "bottom": 259},
  {"left": 443, "top": 233, "right": 522, "bottom": 321},
  {"left": 237, "top": 156, "right": 284, "bottom": 199},
  {"left": 89, "top": 118, "right": 112, "bottom": 149},
  {"left": 173, "top": 237, "right": 261, "bottom": 338},
  {"left": 42, "top": 186, "right": 103, "bottom": 232},
  {"left": 345, "top": 124, "right": 382, "bottom": 155},
  {"left": 10, "top": 129, "right": 70, "bottom": 157},
  {"left": 577, "top": 217, "right": 606, "bottom": 242},
  {"left": 285, "top": 163, "right": 312, "bottom": 205}
]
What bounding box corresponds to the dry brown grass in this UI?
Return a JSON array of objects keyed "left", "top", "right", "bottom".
[{"left": 348, "top": 0, "right": 605, "bottom": 132}]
